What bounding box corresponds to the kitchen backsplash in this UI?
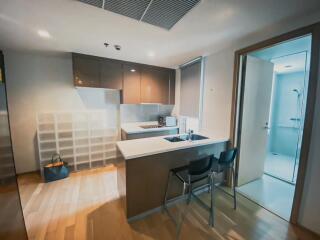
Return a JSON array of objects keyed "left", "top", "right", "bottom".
[{"left": 120, "top": 104, "right": 174, "bottom": 123}]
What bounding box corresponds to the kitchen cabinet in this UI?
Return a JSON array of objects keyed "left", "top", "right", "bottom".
[
  {"left": 72, "top": 54, "right": 100, "bottom": 88},
  {"left": 122, "top": 64, "right": 141, "bottom": 104},
  {"left": 72, "top": 53, "right": 175, "bottom": 105},
  {"left": 169, "top": 70, "right": 175, "bottom": 104},
  {"left": 141, "top": 67, "right": 173, "bottom": 104},
  {"left": 100, "top": 59, "right": 123, "bottom": 89}
]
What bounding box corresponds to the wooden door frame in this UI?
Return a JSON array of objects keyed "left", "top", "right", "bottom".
[{"left": 230, "top": 22, "right": 320, "bottom": 224}]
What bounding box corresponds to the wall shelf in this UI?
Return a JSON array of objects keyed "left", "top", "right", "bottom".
[{"left": 37, "top": 111, "right": 119, "bottom": 175}]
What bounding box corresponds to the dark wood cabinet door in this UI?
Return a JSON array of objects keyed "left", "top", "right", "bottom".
[
  {"left": 72, "top": 53, "right": 175, "bottom": 104},
  {"left": 72, "top": 54, "right": 100, "bottom": 88},
  {"left": 169, "top": 69, "right": 175, "bottom": 105},
  {"left": 141, "top": 67, "right": 170, "bottom": 104},
  {"left": 100, "top": 59, "right": 123, "bottom": 89},
  {"left": 122, "top": 64, "right": 141, "bottom": 104}
]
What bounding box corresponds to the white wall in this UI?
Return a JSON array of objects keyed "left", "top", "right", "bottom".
[
  {"left": 201, "top": 49, "right": 234, "bottom": 138},
  {"left": 4, "top": 52, "right": 120, "bottom": 173},
  {"left": 175, "top": 11, "right": 320, "bottom": 234}
]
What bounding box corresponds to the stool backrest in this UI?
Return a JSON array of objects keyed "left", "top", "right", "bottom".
[
  {"left": 218, "top": 148, "right": 237, "bottom": 166},
  {"left": 188, "top": 156, "right": 213, "bottom": 175}
]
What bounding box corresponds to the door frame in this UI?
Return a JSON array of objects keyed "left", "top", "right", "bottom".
[
  {"left": 230, "top": 22, "right": 320, "bottom": 224},
  {"left": 0, "top": 51, "right": 28, "bottom": 238}
]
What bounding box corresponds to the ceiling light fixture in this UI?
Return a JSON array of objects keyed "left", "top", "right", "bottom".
[
  {"left": 37, "top": 29, "right": 51, "bottom": 39},
  {"left": 130, "top": 69, "right": 136, "bottom": 72},
  {"left": 147, "top": 51, "right": 155, "bottom": 57}
]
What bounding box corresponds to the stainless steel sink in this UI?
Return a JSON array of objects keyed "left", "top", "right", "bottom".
[
  {"left": 164, "top": 134, "right": 208, "bottom": 142},
  {"left": 184, "top": 134, "right": 208, "bottom": 141},
  {"left": 164, "top": 136, "right": 185, "bottom": 142}
]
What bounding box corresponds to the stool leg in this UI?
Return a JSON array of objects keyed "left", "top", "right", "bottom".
[
  {"left": 187, "top": 183, "right": 192, "bottom": 205},
  {"left": 232, "top": 167, "right": 237, "bottom": 210},
  {"left": 207, "top": 176, "right": 211, "bottom": 193},
  {"left": 177, "top": 182, "right": 190, "bottom": 239},
  {"left": 163, "top": 171, "right": 172, "bottom": 210},
  {"left": 209, "top": 174, "right": 215, "bottom": 227}
]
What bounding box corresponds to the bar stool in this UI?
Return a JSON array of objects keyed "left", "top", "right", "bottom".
[
  {"left": 163, "top": 156, "right": 215, "bottom": 235},
  {"left": 211, "top": 148, "right": 238, "bottom": 209}
]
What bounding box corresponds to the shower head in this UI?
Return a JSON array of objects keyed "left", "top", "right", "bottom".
[{"left": 293, "top": 89, "right": 301, "bottom": 97}]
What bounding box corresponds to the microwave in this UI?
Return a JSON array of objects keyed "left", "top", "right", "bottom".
[
  {"left": 158, "top": 116, "right": 177, "bottom": 127},
  {"left": 165, "top": 116, "right": 177, "bottom": 127}
]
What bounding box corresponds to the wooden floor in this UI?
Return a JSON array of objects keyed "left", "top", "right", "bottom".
[{"left": 18, "top": 165, "right": 319, "bottom": 240}]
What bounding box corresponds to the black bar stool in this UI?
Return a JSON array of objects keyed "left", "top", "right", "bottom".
[
  {"left": 211, "top": 148, "right": 238, "bottom": 209},
  {"left": 163, "top": 156, "right": 215, "bottom": 235}
]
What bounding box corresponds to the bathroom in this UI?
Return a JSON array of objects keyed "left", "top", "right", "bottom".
[{"left": 237, "top": 34, "right": 311, "bottom": 220}]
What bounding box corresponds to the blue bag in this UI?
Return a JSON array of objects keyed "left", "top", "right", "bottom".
[{"left": 43, "top": 153, "right": 69, "bottom": 182}]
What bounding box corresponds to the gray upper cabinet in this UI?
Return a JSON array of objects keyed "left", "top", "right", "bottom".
[
  {"left": 169, "top": 70, "right": 175, "bottom": 105},
  {"left": 72, "top": 53, "right": 175, "bottom": 104},
  {"left": 140, "top": 67, "right": 175, "bottom": 105},
  {"left": 141, "top": 67, "right": 170, "bottom": 104},
  {"left": 100, "top": 59, "right": 123, "bottom": 89},
  {"left": 72, "top": 53, "right": 100, "bottom": 88},
  {"left": 122, "top": 64, "right": 141, "bottom": 104}
]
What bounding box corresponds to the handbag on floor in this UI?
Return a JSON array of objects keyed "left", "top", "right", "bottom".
[{"left": 43, "top": 153, "right": 69, "bottom": 182}]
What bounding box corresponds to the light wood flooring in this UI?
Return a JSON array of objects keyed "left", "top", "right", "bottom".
[{"left": 18, "top": 164, "right": 320, "bottom": 240}]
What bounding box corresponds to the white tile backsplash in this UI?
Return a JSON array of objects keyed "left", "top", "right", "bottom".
[{"left": 120, "top": 104, "right": 174, "bottom": 123}]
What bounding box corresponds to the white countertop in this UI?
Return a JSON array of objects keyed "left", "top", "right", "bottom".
[
  {"left": 121, "top": 121, "right": 179, "bottom": 134},
  {"left": 116, "top": 132, "right": 229, "bottom": 160}
]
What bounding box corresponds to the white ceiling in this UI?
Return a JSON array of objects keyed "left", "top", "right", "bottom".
[
  {"left": 272, "top": 52, "right": 309, "bottom": 74},
  {"left": 0, "top": 0, "right": 320, "bottom": 68},
  {"left": 250, "top": 35, "right": 311, "bottom": 74}
]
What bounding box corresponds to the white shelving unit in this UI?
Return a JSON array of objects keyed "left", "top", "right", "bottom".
[{"left": 37, "top": 111, "right": 118, "bottom": 175}]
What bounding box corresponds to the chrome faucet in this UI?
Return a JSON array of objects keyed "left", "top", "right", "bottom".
[{"left": 187, "top": 129, "right": 194, "bottom": 141}]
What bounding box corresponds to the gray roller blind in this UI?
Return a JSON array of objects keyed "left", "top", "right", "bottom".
[{"left": 180, "top": 60, "right": 201, "bottom": 118}]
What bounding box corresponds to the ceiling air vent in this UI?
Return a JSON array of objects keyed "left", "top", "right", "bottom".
[
  {"left": 77, "top": 0, "right": 201, "bottom": 30},
  {"left": 78, "top": 0, "right": 103, "bottom": 8},
  {"left": 104, "top": 0, "right": 151, "bottom": 20},
  {"left": 141, "top": 0, "right": 200, "bottom": 30}
]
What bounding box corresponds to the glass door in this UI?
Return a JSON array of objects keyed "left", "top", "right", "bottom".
[{"left": 264, "top": 50, "right": 310, "bottom": 183}]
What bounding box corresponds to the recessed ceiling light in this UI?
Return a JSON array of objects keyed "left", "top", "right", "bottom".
[
  {"left": 284, "top": 65, "right": 292, "bottom": 68},
  {"left": 130, "top": 69, "right": 136, "bottom": 72},
  {"left": 37, "top": 29, "right": 51, "bottom": 39},
  {"left": 147, "top": 51, "right": 155, "bottom": 57}
]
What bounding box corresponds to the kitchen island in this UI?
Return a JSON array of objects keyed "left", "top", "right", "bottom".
[{"left": 116, "top": 133, "right": 229, "bottom": 221}]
